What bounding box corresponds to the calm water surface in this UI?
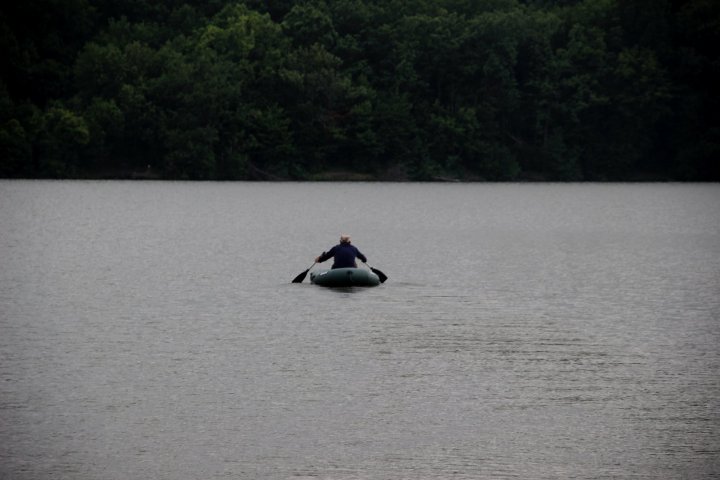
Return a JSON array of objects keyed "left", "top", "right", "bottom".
[{"left": 1, "top": 181, "right": 719, "bottom": 479}]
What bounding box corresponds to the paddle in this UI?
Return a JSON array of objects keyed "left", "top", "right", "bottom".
[
  {"left": 292, "top": 262, "right": 316, "bottom": 283},
  {"left": 363, "top": 262, "right": 388, "bottom": 283}
]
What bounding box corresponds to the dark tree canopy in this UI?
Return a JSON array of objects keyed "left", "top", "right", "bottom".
[{"left": 1, "top": 0, "right": 718, "bottom": 180}]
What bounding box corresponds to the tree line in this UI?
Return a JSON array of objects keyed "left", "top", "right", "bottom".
[{"left": 1, "top": 0, "right": 718, "bottom": 181}]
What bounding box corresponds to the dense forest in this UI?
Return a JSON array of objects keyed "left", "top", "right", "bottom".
[{"left": 1, "top": 0, "right": 718, "bottom": 181}]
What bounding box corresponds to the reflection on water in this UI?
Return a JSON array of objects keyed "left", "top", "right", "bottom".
[{"left": 1, "top": 181, "right": 719, "bottom": 479}]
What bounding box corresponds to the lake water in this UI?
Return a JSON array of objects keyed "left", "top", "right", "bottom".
[{"left": 1, "top": 181, "right": 719, "bottom": 479}]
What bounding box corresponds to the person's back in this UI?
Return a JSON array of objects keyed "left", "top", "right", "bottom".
[
  {"left": 316, "top": 234, "right": 367, "bottom": 269},
  {"left": 328, "top": 243, "right": 362, "bottom": 268}
]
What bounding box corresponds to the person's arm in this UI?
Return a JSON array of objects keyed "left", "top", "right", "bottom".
[
  {"left": 356, "top": 247, "right": 367, "bottom": 263},
  {"left": 316, "top": 247, "right": 334, "bottom": 263}
]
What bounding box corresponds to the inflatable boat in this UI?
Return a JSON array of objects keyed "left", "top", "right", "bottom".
[{"left": 310, "top": 267, "right": 381, "bottom": 287}]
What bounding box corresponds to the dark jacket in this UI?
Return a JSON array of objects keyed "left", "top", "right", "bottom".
[{"left": 318, "top": 243, "right": 367, "bottom": 269}]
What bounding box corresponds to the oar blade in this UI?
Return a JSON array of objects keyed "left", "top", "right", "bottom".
[
  {"left": 370, "top": 267, "right": 388, "bottom": 283},
  {"left": 292, "top": 262, "right": 317, "bottom": 283},
  {"left": 292, "top": 269, "right": 309, "bottom": 283}
]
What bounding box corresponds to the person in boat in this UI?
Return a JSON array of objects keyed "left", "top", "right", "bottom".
[{"left": 315, "top": 234, "right": 367, "bottom": 269}]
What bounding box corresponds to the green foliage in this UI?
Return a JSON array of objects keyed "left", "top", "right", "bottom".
[
  {"left": 282, "top": 2, "right": 337, "bottom": 48},
  {"left": 0, "top": 0, "right": 717, "bottom": 180},
  {"left": 0, "top": 119, "right": 33, "bottom": 177},
  {"left": 82, "top": 97, "right": 124, "bottom": 169},
  {"left": 36, "top": 106, "right": 90, "bottom": 177}
]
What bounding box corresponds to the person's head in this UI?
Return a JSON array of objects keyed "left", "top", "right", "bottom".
[{"left": 340, "top": 234, "right": 351, "bottom": 244}]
